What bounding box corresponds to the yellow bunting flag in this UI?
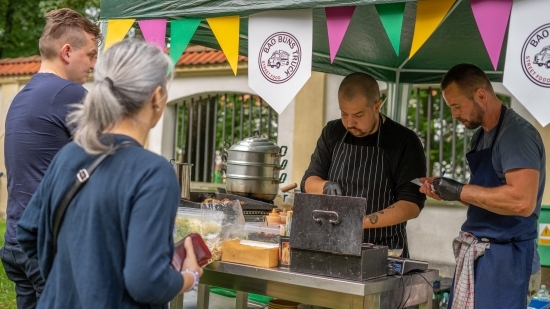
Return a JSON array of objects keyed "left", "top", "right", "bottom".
[
  {"left": 206, "top": 16, "right": 240, "bottom": 75},
  {"left": 104, "top": 19, "right": 136, "bottom": 51},
  {"left": 409, "top": 0, "right": 456, "bottom": 59}
]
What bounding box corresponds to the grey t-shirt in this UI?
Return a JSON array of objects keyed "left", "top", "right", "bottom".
[{"left": 471, "top": 108, "right": 546, "bottom": 274}]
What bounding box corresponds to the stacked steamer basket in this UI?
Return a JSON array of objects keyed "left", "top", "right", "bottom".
[{"left": 222, "top": 130, "right": 287, "bottom": 203}]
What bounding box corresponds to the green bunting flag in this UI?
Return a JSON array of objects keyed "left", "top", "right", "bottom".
[
  {"left": 375, "top": 3, "right": 406, "bottom": 56},
  {"left": 169, "top": 19, "right": 202, "bottom": 70}
]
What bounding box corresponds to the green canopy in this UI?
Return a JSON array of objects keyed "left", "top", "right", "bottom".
[{"left": 99, "top": 0, "right": 503, "bottom": 84}]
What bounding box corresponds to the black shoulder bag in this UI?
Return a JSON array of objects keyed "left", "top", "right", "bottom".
[{"left": 52, "top": 141, "right": 139, "bottom": 252}]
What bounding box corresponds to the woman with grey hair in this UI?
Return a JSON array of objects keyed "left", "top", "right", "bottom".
[{"left": 16, "top": 40, "right": 203, "bottom": 309}]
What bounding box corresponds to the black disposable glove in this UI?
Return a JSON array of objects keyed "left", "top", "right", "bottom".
[
  {"left": 433, "top": 177, "right": 464, "bottom": 201},
  {"left": 323, "top": 181, "right": 343, "bottom": 195}
]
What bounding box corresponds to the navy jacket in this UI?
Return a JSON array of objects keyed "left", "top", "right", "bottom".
[{"left": 17, "top": 135, "right": 183, "bottom": 309}]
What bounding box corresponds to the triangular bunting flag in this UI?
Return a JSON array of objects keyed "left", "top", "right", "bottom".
[
  {"left": 409, "top": 0, "right": 456, "bottom": 59},
  {"left": 325, "top": 6, "right": 356, "bottom": 63},
  {"left": 206, "top": 16, "right": 240, "bottom": 75},
  {"left": 375, "top": 3, "right": 406, "bottom": 56},
  {"left": 104, "top": 19, "right": 135, "bottom": 51},
  {"left": 248, "top": 9, "right": 313, "bottom": 114},
  {"left": 471, "top": 0, "right": 513, "bottom": 70},
  {"left": 138, "top": 19, "right": 167, "bottom": 50},
  {"left": 169, "top": 19, "right": 201, "bottom": 70}
]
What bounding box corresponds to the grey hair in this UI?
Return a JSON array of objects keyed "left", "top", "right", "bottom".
[{"left": 68, "top": 40, "right": 173, "bottom": 155}]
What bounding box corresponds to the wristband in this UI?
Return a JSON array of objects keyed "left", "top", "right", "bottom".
[{"left": 181, "top": 269, "right": 200, "bottom": 291}]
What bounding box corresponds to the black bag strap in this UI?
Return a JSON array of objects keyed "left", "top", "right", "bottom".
[{"left": 52, "top": 140, "right": 139, "bottom": 252}]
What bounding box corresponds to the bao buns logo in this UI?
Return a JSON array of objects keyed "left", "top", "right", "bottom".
[
  {"left": 522, "top": 24, "right": 550, "bottom": 88},
  {"left": 259, "top": 32, "right": 301, "bottom": 84}
]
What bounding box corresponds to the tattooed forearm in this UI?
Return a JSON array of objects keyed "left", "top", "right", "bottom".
[
  {"left": 378, "top": 210, "right": 384, "bottom": 214},
  {"left": 367, "top": 213, "right": 379, "bottom": 224}
]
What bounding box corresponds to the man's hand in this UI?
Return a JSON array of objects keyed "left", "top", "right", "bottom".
[
  {"left": 323, "top": 181, "right": 343, "bottom": 195},
  {"left": 419, "top": 177, "right": 441, "bottom": 200},
  {"left": 433, "top": 177, "right": 464, "bottom": 201}
]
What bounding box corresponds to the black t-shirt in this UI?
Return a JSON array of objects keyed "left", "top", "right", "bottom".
[{"left": 301, "top": 115, "right": 426, "bottom": 210}]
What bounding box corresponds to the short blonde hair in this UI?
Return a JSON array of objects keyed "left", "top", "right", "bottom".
[{"left": 38, "top": 8, "right": 101, "bottom": 60}]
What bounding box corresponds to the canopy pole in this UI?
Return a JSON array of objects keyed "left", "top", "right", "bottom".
[
  {"left": 386, "top": 72, "right": 412, "bottom": 125},
  {"left": 98, "top": 20, "right": 108, "bottom": 56}
]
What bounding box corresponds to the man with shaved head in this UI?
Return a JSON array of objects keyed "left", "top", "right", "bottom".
[
  {"left": 2, "top": 8, "right": 101, "bottom": 308},
  {"left": 301, "top": 72, "right": 426, "bottom": 258}
]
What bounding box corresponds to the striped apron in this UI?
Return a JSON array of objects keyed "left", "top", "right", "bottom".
[{"left": 327, "top": 118, "right": 409, "bottom": 257}]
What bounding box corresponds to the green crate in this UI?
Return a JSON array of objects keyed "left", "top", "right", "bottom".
[
  {"left": 210, "top": 287, "right": 273, "bottom": 305},
  {"left": 538, "top": 206, "right": 550, "bottom": 267}
]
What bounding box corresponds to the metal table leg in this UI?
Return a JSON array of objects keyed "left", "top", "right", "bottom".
[
  {"left": 236, "top": 291, "right": 248, "bottom": 309},
  {"left": 169, "top": 294, "right": 184, "bottom": 309},
  {"left": 197, "top": 284, "right": 210, "bottom": 309}
]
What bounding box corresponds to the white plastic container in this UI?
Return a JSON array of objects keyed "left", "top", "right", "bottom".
[{"left": 244, "top": 222, "right": 280, "bottom": 243}]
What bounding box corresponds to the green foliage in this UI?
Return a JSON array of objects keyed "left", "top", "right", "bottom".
[
  {"left": 174, "top": 94, "right": 279, "bottom": 182},
  {"left": 0, "top": 220, "right": 16, "bottom": 309},
  {"left": 176, "top": 94, "right": 279, "bottom": 157},
  {"left": 215, "top": 94, "right": 279, "bottom": 146},
  {"left": 39, "top": 0, "right": 101, "bottom": 19},
  {"left": 0, "top": 0, "right": 100, "bottom": 58}
]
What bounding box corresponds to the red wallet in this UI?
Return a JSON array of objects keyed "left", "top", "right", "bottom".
[{"left": 172, "top": 233, "right": 212, "bottom": 271}]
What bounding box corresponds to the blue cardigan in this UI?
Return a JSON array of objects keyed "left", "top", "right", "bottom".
[{"left": 17, "top": 135, "right": 183, "bottom": 309}]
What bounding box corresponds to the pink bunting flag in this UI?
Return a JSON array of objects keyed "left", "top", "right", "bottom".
[
  {"left": 138, "top": 19, "right": 167, "bottom": 50},
  {"left": 325, "top": 6, "right": 356, "bottom": 63},
  {"left": 470, "top": 0, "right": 513, "bottom": 70}
]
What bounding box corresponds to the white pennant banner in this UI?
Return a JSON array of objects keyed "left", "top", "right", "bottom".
[
  {"left": 248, "top": 9, "right": 313, "bottom": 114},
  {"left": 503, "top": 0, "right": 550, "bottom": 126}
]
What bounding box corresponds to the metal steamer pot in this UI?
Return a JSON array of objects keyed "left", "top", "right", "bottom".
[{"left": 222, "top": 131, "right": 287, "bottom": 202}]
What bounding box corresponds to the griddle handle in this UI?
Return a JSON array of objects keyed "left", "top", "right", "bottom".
[{"left": 312, "top": 210, "right": 340, "bottom": 225}]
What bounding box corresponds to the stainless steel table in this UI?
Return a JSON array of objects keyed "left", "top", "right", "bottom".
[{"left": 188, "top": 261, "right": 438, "bottom": 309}]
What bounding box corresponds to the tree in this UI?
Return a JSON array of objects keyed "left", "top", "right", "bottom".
[{"left": 0, "top": 0, "right": 100, "bottom": 58}]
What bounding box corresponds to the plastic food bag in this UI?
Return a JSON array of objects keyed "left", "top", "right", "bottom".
[
  {"left": 174, "top": 208, "right": 203, "bottom": 243},
  {"left": 200, "top": 200, "right": 246, "bottom": 260}
]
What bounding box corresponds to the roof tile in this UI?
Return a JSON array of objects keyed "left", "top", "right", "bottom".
[{"left": 0, "top": 47, "right": 247, "bottom": 77}]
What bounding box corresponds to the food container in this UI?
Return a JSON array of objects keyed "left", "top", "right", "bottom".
[
  {"left": 244, "top": 222, "right": 280, "bottom": 243},
  {"left": 266, "top": 208, "right": 281, "bottom": 226},
  {"left": 174, "top": 208, "right": 224, "bottom": 243},
  {"left": 279, "top": 211, "right": 287, "bottom": 224},
  {"left": 279, "top": 236, "right": 291, "bottom": 267},
  {"left": 221, "top": 239, "right": 279, "bottom": 268},
  {"left": 388, "top": 248, "right": 403, "bottom": 257}
]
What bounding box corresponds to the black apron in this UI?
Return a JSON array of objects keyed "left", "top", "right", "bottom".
[
  {"left": 327, "top": 116, "right": 409, "bottom": 257},
  {"left": 447, "top": 105, "right": 536, "bottom": 308}
]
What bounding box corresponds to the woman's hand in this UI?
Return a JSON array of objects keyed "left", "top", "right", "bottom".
[{"left": 179, "top": 237, "right": 204, "bottom": 293}]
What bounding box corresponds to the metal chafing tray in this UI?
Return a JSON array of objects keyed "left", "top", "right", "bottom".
[
  {"left": 180, "top": 192, "right": 276, "bottom": 211},
  {"left": 179, "top": 191, "right": 276, "bottom": 222}
]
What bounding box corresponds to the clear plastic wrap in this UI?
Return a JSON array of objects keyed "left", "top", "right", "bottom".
[{"left": 200, "top": 200, "right": 246, "bottom": 260}]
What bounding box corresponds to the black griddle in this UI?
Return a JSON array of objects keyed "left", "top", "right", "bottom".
[{"left": 180, "top": 192, "right": 275, "bottom": 211}]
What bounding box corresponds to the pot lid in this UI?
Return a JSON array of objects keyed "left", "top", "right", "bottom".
[{"left": 228, "top": 131, "right": 280, "bottom": 153}]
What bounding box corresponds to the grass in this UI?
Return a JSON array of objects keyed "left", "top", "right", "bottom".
[{"left": 0, "top": 220, "right": 17, "bottom": 309}]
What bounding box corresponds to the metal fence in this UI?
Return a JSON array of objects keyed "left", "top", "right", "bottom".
[
  {"left": 407, "top": 87, "right": 511, "bottom": 181},
  {"left": 173, "top": 93, "right": 279, "bottom": 183}
]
